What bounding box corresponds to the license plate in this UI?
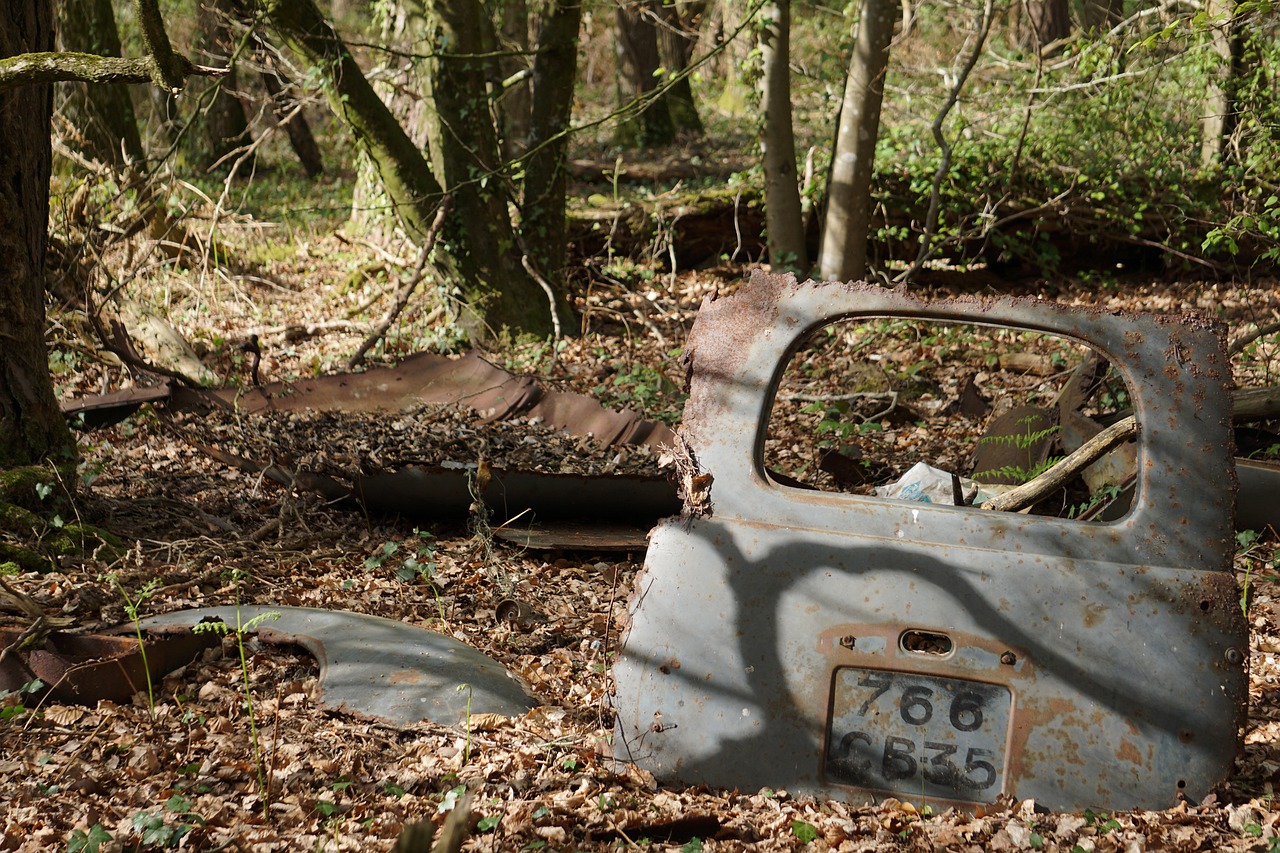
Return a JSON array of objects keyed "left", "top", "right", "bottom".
[{"left": 825, "top": 668, "right": 1011, "bottom": 803}]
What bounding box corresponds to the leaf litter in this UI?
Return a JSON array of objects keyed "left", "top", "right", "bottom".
[{"left": 5, "top": 243, "right": 1280, "bottom": 850}]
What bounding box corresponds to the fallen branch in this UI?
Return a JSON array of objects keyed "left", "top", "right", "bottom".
[
  {"left": 1229, "top": 320, "right": 1280, "bottom": 356},
  {"left": 980, "top": 415, "right": 1138, "bottom": 513},
  {"left": 1235, "top": 385, "right": 1280, "bottom": 421},
  {"left": 347, "top": 196, "right": 451, "bottom": 370}
]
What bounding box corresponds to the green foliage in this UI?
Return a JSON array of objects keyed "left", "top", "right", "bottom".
[
  {"left": 66, "top": 824, "right": 112, "bottom": 853},
  {"left": 791, "top": 819, "right": 818, "bottom": 844},
  {"left": 973, "top": 419, "right": 1062, "bottom": 484},
  {"left": 0, "top": 678, "right": 44, "bottom": 723}
]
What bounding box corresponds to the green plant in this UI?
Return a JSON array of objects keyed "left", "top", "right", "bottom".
[
  {"left": 129, "top": 795, "right": 204, "bottom": 849},
  {"left": 791, "top": 819, "right": 818, "bottom": 844},
  {"left": 103, "top": 573, "right": 161, "bottom": 719},
  {"left": 66, "top": 824, "right": 112, "bottom": 853},
  {"left": 1069, "top": 483, "right": 1125, "bottom": 519},
  {"left": 192, "top": 575, "right": 280, "bottom": 807},
  {"left": 0, "top": 677, "right": 44, "bottom": 723},
  {"left": 1238, "top": 528, "right": 1265, "bottom": 615},
  {"left": 973, "top": 417, "right": 1063, "bottom": 484}
]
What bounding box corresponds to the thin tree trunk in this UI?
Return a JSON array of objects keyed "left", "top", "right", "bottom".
[
  {"left": 193, "top": 0, "right": 249, "bottom": 168},
  {"left": 259, "top": 60, "right": 324, "bottom": 177},
  {"left": 759, "top": 0, "right": 805, "bottom": 271},
  {"left": 655, "top": 0, "right": 702, "bottom": 134},
  {"left": 614, "top": 0, "right": 675, "bottom": 147},
  {"left": 0, "top": 0, "right": 75, "bottom": 467},
  {"left": 1201, "top": 0, "right": 1243, "bottom": 168},
  {"left": 818, "top": 0, "right": 897, "bottom": 281},
  {"left": 54, "top": 0, "right": 144, "bottom": 166},
  {"left": 522, "top": 0, "right": 583, "bottom": 285}
]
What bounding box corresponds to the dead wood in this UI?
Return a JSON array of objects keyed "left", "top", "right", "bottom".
[
  {"left": 980, "top": 415, "right": 1137, "bottom": 513},
  {"left": 1235, "top": 385, "right": 1280, "bottom": 420}
]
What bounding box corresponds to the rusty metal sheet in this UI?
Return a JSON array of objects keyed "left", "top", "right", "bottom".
[
  {"left": 0, "top": 626, "right": 217, "bottom": 704},
  {"left": 612, "top": 270, "right": 1246, "bottom": 813},
  {"left": 493, "top": 522, "right": 653, "bottom": 551},
  {"left": 141, "top": 606, "right": 538, "bottom": 726}
]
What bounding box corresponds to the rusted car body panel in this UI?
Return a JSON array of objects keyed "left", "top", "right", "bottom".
[{"left": 613, "top": 271, "right": 1247, "bottom": 812}]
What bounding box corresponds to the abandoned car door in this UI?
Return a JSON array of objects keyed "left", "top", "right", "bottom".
[{"left": 612, "top": 271, "right": 1247, "bottom": 812}]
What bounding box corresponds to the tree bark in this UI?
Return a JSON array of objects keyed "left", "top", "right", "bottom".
[
  {"left": 654, "top": 0, "right": 702, "bottom": 135},
  {"left": 759, "top": 0, "right": 806, "bottom": 271},
  {"left": 614, "top": 0, "right": 675, "bottom": 148},
  {"left": 818, "top": 0, "right": 897, "bottom": 281},
  {"left": 498, "top": 0, "right": 532, "bottom": 160},
  {"left": 522, "top": 0, "right": 584, "bottom": 282},
  {"left": 265, "top": 0, "right": 559, "bottom": 337},
  {"left": 0, "top": 0, "right": 75, "bottom": 468},
  {"left": 1018, "top": 0, "right": 1070, "bottom": 51},
  {"left": 1200, "top": 0, "right": 1243, "bottom": 168},
  {"left": 191, "top": 0, "right": 249, "bottom": 169},
  {"left": 54, "top": 0, "right": 144, "bottom": 166}
]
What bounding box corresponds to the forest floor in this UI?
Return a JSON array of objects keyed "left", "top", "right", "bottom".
[{"left": 3, "top": 202, "right": 1280, "bottom": 851}]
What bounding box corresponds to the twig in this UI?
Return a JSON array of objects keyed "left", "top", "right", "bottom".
[
  {"left": 980, "top": 415, "right": 1137, "bottom": 513},
  {"left": 1229, "top": 320, "right": 1280, "bottom": 356},
  {"left": 897, "top": 0, "right": 996, "bottom": 283},
  {"left": 347, "top": 196, "right": 451, "bottom": 370},
  {"left": 521, "top": 255, "right": 563, "bottom": 343}
]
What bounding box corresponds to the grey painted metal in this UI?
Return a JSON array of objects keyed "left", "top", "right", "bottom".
[
  {"left": 613, "top": 271, "right": 1247, "bottom": 812},
  {"left": 142, "top": 606, "right": 537, "bottom": 726}
]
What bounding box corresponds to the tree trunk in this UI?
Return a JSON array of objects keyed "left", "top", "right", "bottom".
[
  {"left": 498, "top": 0, "right": 532, "bottom": 160},
  {"left": 259, "top": 58, "right": 324, "bottom": 177},
  {"left": 522, "top": 0, "right": 583, "bottom": 282},
  {"left": 1018, "top": 0, "right": 1070, "bottom": 50},
  {"left": 654, "top": 0, "right": 702, "bottom": 135},
  {"left": 759, "top": 0, "right": 805, "bottom": 271},
  {"left": 818, "top": 0, "right": 897, "bottom": 281},
  {"left": 0, "top": 0, "right": 76, "bottom": 468},
  {"left": 1200, "top": 0, "right": 1243, "bottom": 168},
  {"left": 706, "top": 0, "right": 753, "bottom": 115},
  {"left": 265, "top": 0, "right": 559, "bottom": 337},
  {"left": 614, "top": 0, "right": 675, "bottom": 148},
  {"left": 53, "top": 0, "right": 144, "bottom": 166},
  {"left": 195, "top": 0, "right": 250, "bottom": 169}
]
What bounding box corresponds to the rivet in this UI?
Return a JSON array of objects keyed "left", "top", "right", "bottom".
[
  {"left": 1225, "top": 647, "right": 1243, "bottom": 665},
  {"left": 1000, "top": 651, "right": 1017, "bottom": 665}
]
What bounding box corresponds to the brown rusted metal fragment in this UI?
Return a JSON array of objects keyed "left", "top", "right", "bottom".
[{"left": 0, "top": 626, "right": 218, "bottom": 705}]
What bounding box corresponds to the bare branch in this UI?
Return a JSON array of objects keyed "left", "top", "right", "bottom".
[{"left": 0, "top": 52, "right": 225, "bottom": 91}]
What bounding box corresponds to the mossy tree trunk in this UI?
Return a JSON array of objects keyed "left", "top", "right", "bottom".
[
  {"left": 654, "top": 0, "right": 702, "bottom": 135},
  {"left": 0, "top": 0, "right": 76, "bottom": 471},
  {"left": 614, "top": 0, "right": 675, "bottom": 148},
  {"left": 188, "top": 0, "right": 250, "bottom": 169},
  {"left": 521, "top": 0, "right": 583, "bottom": 282},
  {"left": 264, "top": 0, "right": 564, "bottom": 337},
  {"left": 54, "top": 0, "right": 144, "bottom": 166}
]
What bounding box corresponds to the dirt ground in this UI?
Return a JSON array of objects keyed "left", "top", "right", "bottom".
[{"left": 3, "top": 233, "right": 1280, "bottom": 850}]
